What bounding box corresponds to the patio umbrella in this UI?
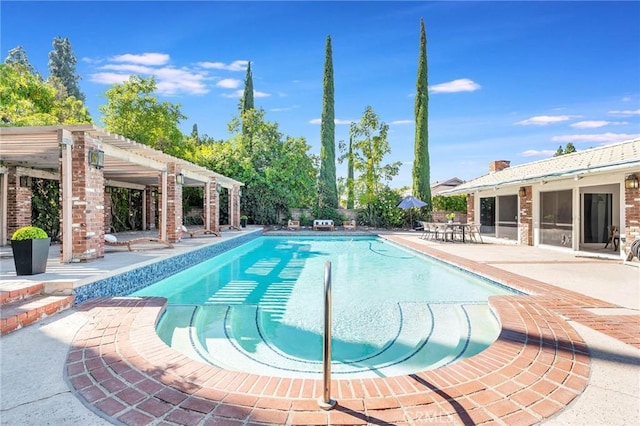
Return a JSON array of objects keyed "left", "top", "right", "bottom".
[
  {"left": 397, "top": 195, "right": 427, "bottom": 229},
  {"left": 397, "top": 195, "right": 427, "bottom": 209}
]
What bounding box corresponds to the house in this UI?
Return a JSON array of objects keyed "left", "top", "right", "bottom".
[
  {"left": 440, "top": 139, "right": 640, "bottom": 256},
  {"left": 431, "top": 177, "right": 463, "bottom": 195}
]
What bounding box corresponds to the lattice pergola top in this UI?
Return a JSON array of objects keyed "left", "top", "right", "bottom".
[{"left": 0, "top": 124, "right": 243, "bottom": 189}]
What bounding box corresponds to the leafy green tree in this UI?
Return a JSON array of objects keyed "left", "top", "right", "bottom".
[
  {"left": 48, "top": 36, "right": 85, "bottom": 102},
  {"left": 31, "top": 179, "right": 60, "bottom": 240},
  {"left": 5, "top": 45, "right": 39, "bottom": 76},
  {"left": 0, "top": 63, "right": 91, "bottom": 126},
  {"left": 197, "top": 109, "right": 317, "bottom": 224},
  {"left": 412, "top": 18, "right": 432, "bottom": 209},
  {"left": 553, "top": 142, "right": 577, "bottom": 157},
  {"left": 432, "top": 194, "right": 467, "bottom": 212},
  {"left": 319, "top": 35, "right": 338, "bottom": 209},
  {"left": 99, "top": 75, "right": 186, "bottom": 155},
  {"left": 349, "top": 106, "right": 401, "bottom": 206}
]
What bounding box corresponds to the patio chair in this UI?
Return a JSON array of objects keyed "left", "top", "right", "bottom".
[
  {"left": 287, "top": 220, "right": 301, "bottom": 230},
  {"left": 419, "top": 222, "right": 436, "bottom": 240},
  {"left": 104, "top": 234, "right": 173, "bottom": 251},
  {"left": 343, "top": 219, "right": 357, "bottom": 231},
  {"left": 467, "top": 223, "right": 483, "bottom": 243},
  {"left": 604, "top": 225, "right": 619, "bottom": 251},
  {"left": 181, "top": 224, "right": 222, "bottom": 238}
]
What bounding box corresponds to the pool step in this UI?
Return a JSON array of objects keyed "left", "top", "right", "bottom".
[
  {"left": 158, "top": 303, "right": 500, "bottom": 378},
  {"left": 0, "top": 283, "right": 74, "bottom": 335}
]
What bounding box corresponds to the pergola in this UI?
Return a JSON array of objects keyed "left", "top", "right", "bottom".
[{"left": 0, "top": 125, "right": 243, "bottom": 262}]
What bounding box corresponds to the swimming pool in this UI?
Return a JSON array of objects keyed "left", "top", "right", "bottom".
[{"left": 132, "top": 236, "right": 517, "bottom": 378}]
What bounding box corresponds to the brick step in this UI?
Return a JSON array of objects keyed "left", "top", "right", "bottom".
[
  {"left": 1, "top": 294, "right": 74, "bottom": 335},
  {"left": 0, "top": 283, "right": 45, "bottom": 306}
]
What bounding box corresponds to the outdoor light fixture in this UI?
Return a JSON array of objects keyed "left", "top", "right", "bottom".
[
  {"left": 19, "top": 175, "right": 32, "bottom": 188},
  {"left": 625, "top": 174, "right": 639, "bottom": 190},
  {"left": 216, "top": 183, "right": 222, "bottom": 193},
  {"left": 88, "top": 149, "right": 105, "bottom": 169},
  {"left": 238, "top": 189, "right": 242, "bottom": 197},
  {"left": 176, "top": 172, "right": 185, "bottom": 185},
  {"left": 518, "top": 187, "right": 527, "bottom": 197}
]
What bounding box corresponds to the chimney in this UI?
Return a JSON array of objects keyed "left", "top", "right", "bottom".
[{"left": 489, "top": 160, "right": 510, "bottom": 173}]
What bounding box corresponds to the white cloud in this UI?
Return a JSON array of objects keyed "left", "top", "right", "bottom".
[
  {"left": 216, "top": 78, "right": 241, "bottom": 89},
  {"left": 101, "top": 63, "right": 154, "bottom": 74},
  {"left": 390, "top": 120, "right": 413, "bottom": 125},
  {"left": 621, "top": 96, "right": 632, "bottom": 102},
  {"left": 429, "top": 78, "right": 481, "bottom": 94},
  {"left": 198, "top": 60, "right": 248, "bottom": 71},
  {"left": 222, "top": 89, "right": 270, "bottom": 98},
  {"left": 551, "top": 133, "right": 640, "bottom": 144},
  {"left": 515, "top": 115, "right": 574, "bottom": 126},
  {"left": 89, "top": 72, "right": 131, "bottom": 85},
  {"left": 110, "top": 53, "right": 170, "bottom": 66},
  {"left": 309, "top": 118, "right": 353, "bottom": 125},
  {"left": 570, "top": 120, "right": 628, "bottom": 129},
  {"left": 608, "top": 109, "right": 640, "bottom": 116},
  {"left": 521, "top": 149, "right": 555, "bottom": 157}
]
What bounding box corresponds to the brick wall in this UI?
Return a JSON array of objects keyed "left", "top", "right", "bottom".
[
  {"left": 6, "top": 166, "right": 32, "bottom": 238},
  {"left": 60, "top": 132, "right": 105, "bottom": 262},
  {"left": 518, "top": 186, "right": 533, "bottom": 246},
  {"left": 624, "top": 173, "right": 640, "bottom": 250}
]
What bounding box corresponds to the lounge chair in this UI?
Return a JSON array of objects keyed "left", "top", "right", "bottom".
[
  {"left": 343, "top": 219, "right": 356, "bottom": 230},
  {"left": 313, "top": 220, "right": 334, "bottom": 231},
  {"left": 288, "top": 220, "right": 301, "bottom": 230},
  {"left": 181, "top": 225, "right": 221, "bottom": 238},
  {"left": 104, "top": 234, "right": 173, "bottom": 251}
]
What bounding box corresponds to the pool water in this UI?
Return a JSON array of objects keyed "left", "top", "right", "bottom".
[{"left": 132, "top": 236, "right": 516, "bottom": 378}]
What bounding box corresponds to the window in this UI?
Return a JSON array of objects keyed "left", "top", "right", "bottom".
[{"left": 540, "top": 190, "right": 573, "bottom": 246}]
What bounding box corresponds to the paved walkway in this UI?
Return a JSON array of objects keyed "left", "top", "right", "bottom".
[{"left": 1, "top": 231, "right": 639, "bottom": 425}]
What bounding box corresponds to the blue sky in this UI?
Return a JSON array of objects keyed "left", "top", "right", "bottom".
[{"left": 2, "top": 1, "right": 639, "bottom": 187}]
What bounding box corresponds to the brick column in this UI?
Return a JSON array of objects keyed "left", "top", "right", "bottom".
[
  {"left": 519, "top": 186, "right": 533, "bottom": 246},
  {"left": 104, "top": 189, "right": 112, "bottom": 233},
  {"left": 145, "top": 187, "right": 156, "bottom": 230},
  {"left": 6, "top": 166, "right": 32, "bottom": 239},
  {"left": 624, "top": 173, "right": 640, "bottom": 251},
  {"left": 204, "top": 179, "right": 219, "bottom": 231},
  {"left": 466, "top": 193, "right": 475, "bottom": 224},
  {"left": 166, "top": 163, "right": 183, "bottom": 242},
  {"left": 229, "top": 185, "right": 241, "bottom": 229},
  {"left": 61, "top": 132, "right": 105, "bottom": 262}
]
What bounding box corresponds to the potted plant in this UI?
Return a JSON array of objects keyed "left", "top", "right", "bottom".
[
  {"left": 11, "top": 226, "right": 51, "bottom": 275},
  {"left": 240, "top": 215, "right": 248, "bottom": 228},
  {"left": 446, "top": 212, "right": 456, "bottom": 223}
]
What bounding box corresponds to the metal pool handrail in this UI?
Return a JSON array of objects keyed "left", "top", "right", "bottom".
[{"left": 318, "top": 260, "right": 336, "bottom": 410}]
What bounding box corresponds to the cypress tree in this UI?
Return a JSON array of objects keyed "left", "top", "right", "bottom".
[
  {"left": 346, "top": 136, "right": 355, "bottom": 209},
  {"left": 412, "top": 19, "right": 431, "bottom": 208},
  {"left": 48, "top": 36, "right": 85, "bottom": 101},
  {"left": 241, "top": 61, "right": 254, "bottom": 112},
  {"left": 319, "top": 35, "right": 338, "bottom": 208}
]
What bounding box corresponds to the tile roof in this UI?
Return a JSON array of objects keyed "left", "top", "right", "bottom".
[{"left": 443, "top": 138, "right": 640, "bottom": 193}]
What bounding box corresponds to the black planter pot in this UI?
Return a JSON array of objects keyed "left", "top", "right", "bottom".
[
  {"left": 11, "top": 238, "right": 51, "bottom": 275},
  {"left": 240, "top": 218, "right": 247, "bottom": 228}
]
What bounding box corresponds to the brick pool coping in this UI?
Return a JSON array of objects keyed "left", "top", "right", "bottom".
[{"left": 66, "top": 235, "right": 638, "bottom": 425}]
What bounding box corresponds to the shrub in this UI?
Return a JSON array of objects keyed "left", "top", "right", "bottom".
[{"left": 11, "top": 226, "right": 49, "bottom": 240}]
